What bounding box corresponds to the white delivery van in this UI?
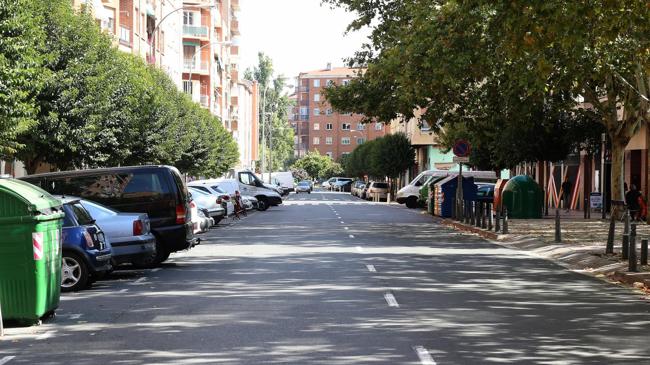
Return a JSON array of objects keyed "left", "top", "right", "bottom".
[
  {"left": 396, "top": 170, "right": 497, "bottom": 208},
  {"left": 261, "top": 171, "right": 294, "bottom": 194},
  {"left": 222, "top": 170, "right": 283, "bottom": 211}
]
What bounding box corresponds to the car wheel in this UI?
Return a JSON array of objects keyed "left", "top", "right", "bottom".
[
  {"left": 61, "top": 252, "right": 89, "bottom": 292},
  {"left": 405, "top": 196, "right": 418, "bottom": 209},
  {"left": 308, "top": 191, "right": 311, "bottom": 194},
  {"left": 257, "top": 197, "right": 269, "bottom": 211}
]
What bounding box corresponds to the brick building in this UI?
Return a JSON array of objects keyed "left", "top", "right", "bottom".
[{"left": 292, "top": 64, "right": 388, "bottom": 161}]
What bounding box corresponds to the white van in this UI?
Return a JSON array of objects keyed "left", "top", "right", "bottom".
[
  {"left": 396, "top": 170, "right": 497, "bottom": 208},
  {"left": 222, "top": 170, "right": 283, "bottom": 211},
  {"left": 261, "top": 171, "right": 294, "bottom": 194}
]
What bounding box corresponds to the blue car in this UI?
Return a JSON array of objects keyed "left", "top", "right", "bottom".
[{"left": 59, "top": 197, "right": 112, "bottom": 292}]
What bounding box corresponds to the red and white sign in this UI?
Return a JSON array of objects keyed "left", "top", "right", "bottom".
[{"left": 32, "top": 232, "right": 44, "bottom": 261}]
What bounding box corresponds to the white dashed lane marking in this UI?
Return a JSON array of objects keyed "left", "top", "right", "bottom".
[
  {"left": 366, "top": 264, "right": 376, "bottom": 272},
  {"left": 349, "top": 234, "right": 355, "bottom": 238},
  {"left": 384, "top": 293, "right": 399, "bottom": 307},
  {"left": 134, "top": 277, "right": 147, "bottom": 284},
  {"left": 356, "top": 246, "right": 364, "bottom": 252},
  {"left": 413, "top": 346, "right": 437, "bottom": 365}
]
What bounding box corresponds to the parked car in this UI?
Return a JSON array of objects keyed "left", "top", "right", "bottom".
[
  {"left": 59, "top": 197, "right": 112, "bottom": 291},
  {"left": 359, "top": 182, "right": 371, "bottom": 199},
  {"left": 22, "top": 165, "right": 196, "bottom": 265},
  {"left": 351, "top": 181, "right": 366, "bottom": 197},
  {"left": 188, "top": 181, "right": 235, "bottom": 216},
  {"left": 295, "top": 181, "right": 312, "bottom": 193},
  {"left": 189, "top": 200, "right": 211, "bottom": 235},
  {"left": 323, "top": 177, "right": 353, "bottom": 191},
  {"left": 332, "top": 180, "right": 354, "bottom": 192},
  {"left": 261, "top": 171, "right": 294, "bottom": 194},
  {"left": 188, "top": 186, "right": 226, "bottom": 224},
  {"left": 79, "top": 198, "right": 156, "bottom": 268},
  {"left": 475, "top": 183, "right": 495, "bottom": 203},
  {"left": 365, "top": 181, "right": 390, "bottom": 201}
]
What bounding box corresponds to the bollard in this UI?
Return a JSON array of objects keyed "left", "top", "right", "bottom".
[
  {"left": 622, "top": 211, "right": 630, "bottom": 260},
  {"left": 629, "top": 223, "right": 637, "bottom": 272},
  {"left": 555, "top": 209, "right": 561, "bottom": 243},
  {"left": 487, "top": 203, "right": 493, "bottom": 231},
  {"left": 470, "top": 202, "right": 475, "bottom": 226},
  {"left": 476, "top": 202, "right": 482, "bottom": 228},
  {"left": 481, "top": 202, "right": 487, "bottom": 229},
  {"left": 584, "top": 198, "right": 588, "bottom": 219},
  {"left": 606, "top": 216, "right": 615, "bottom": 254},
  {"left": 465, "top": 201, "right": 470, "bottom": 225},
  {"left": 502, "top": 206, "right": 509, "bottom": 234},
  {"left": 495, "top": 207, "right": 501, "bottom": 233},
  {"left": 641, "top": 239, "right": 648, "bottom": 266},
  {"left": 0, "top": 299, "right": 3, "bottom": 338}
]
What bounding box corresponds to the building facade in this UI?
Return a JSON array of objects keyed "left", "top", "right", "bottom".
[
  {"left": 294, "top": 65, "right": 388, "bottom": 161},
  {"left": 233, "top": 80, "right": 259, "bottom": 170}
]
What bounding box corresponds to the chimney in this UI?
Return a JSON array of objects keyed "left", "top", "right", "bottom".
[{"left": 326, "top": 62, "right": 332, "bottom": 71}]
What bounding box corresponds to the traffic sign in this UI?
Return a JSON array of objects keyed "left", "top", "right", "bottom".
[
  {"left": 453, "top": 156, "right": 470, "bottom": 163},
  {"left": 453, "top": 139, "right": 471, "bottom": 157}
]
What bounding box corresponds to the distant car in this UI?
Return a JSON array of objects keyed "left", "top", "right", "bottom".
[
  {"left": 188, "top": 182, "right": 235, "bottom": 216},
  {"left": 332, "top": 180, "right": 354, "bottom": 192},
  {"left": 365, "top": 181, "right": 389, "bottom": 201},
  {"left": 188, "top": 186, "right": 226, "bottom": 224},
  {"left": 79, "top": 199, "right": 156, "bottom": 268},
  {"left": 351, "top": 181, "right": 366, "bottom": 197},
  {"left": 59, "top": 197, "right": 112, "bottom": 292},
  {"left": 323, "top": 177, "right": 353, "bottom": 191},
  {"left": 475, "top": 183, "right": 495, "bottom": 203},
  {"left": 295, "top": 181, "right": 312, "bottom": 193}
]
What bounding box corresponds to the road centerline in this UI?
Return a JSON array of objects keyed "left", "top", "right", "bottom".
[{"left": 413, "top": 346, "right": 437, "bottom": 365}]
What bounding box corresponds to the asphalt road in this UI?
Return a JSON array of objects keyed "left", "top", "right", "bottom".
[{"left": 2, "top": 191, "right": 650, "bottom": 364}]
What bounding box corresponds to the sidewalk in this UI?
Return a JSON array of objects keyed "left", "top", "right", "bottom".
[{"left": 434, "top": 211, "right": 650, "bottom": 294}]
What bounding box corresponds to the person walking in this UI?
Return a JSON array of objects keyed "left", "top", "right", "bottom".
[
  {"left": 625, "top": 184, "right": 641, "bottom": 221},
  {"left": 559, "top": 176, "right": 572, "bottom": 212}
]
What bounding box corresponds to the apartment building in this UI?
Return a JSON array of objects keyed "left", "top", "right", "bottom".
[
  {"left": 233, "top": 80, "right": 259, "bottom": 170},
  {"left": 295, "top": 64, "right": 388, "bottom": 160}
]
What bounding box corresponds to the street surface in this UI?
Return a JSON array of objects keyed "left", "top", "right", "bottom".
[{"left": 2, "top": 191, "right": 650, "bottom": 364}]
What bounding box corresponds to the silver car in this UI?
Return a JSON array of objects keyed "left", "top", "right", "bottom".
[
  {"left": 188, "top": 186, "right": 227, "bottom": 224},
  {"left": 295, "top": 181, "right": 312, "bottom": 193},
  {"left": 79, "top": 199, "right": 156, "bottom": 267}
]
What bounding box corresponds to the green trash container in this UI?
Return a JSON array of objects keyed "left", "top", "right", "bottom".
[
  {"left": 501, "top": 175, "right": 544, "bottom": 219},
  {"left": 0, "top": 178, "right": 65, "bottom": 325}
]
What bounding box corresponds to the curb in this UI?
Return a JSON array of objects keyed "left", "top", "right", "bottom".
[
  {"left": 610, "top": 271, "right": 650, "bottom": 290},
  {"left": 432, "top": 216, "right": 500, "bottom": 240}
]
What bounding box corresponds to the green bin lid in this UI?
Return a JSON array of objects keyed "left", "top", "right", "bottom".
[{"left": 0, "top": 178, "right": 62, "bottom": 214}]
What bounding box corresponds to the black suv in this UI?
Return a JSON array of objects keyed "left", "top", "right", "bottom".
[{"left": 22, "top": 166, "right": 195, "bottom": 264}]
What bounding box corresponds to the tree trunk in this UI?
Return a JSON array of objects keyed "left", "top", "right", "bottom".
[{"left": 610, "top": 137, "right": 627, "bottom": 219}]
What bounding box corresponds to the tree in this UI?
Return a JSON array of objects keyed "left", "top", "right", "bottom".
[
  {"left": 0, "top": 0, "right": 46, "bottom": 157},
  {"left": 291, "top": 151, "right": 341, "bottom": 179},
  {"left": 245, "top": 52, "right": 295, "bottom": 173},
  {"left": 372, "top": 133, "right": 414, "bottom": 180},
  {"left": 324, "top": 0, "right": 649, "bottom": 214}
]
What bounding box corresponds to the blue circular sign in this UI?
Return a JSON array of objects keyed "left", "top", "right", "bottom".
[{"left": 453, "top": 140, "right": 471, "bottom": 157}]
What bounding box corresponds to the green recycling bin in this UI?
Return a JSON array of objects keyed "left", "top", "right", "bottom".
[
  {"left": 501, "top": 175, "right": 544, "bottom": 219},
  {"left": 0, "top": 178, "right": 65, "bottom": 324}
]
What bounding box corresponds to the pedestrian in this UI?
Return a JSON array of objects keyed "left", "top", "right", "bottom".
[
  {"left": 637, "top": 192, "right": 647, "bottom": 221},
  {"left": 625, "top": 184, "right": 641, "bottom": 221},
  {"left": 559, "top": 176, "right": 572, "bottom": 212}
]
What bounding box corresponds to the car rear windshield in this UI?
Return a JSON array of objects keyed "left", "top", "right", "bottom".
[
  {"left": 373, "top": 183, "right": 389, "bottom": 188},
  {"left": 211, "top": 186, "right": 227, "bottom": 194},
  {"left": 70, "top": 202, "right": 94, "bottom": 226}
]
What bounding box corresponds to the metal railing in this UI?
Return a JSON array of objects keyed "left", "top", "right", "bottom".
[{"left": 183, "top": 25, "right": 209, "bottom": 38}]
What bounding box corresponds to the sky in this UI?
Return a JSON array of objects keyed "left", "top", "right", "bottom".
[{"left": 237, "top": 0, "right": 370, "bottom": 85}]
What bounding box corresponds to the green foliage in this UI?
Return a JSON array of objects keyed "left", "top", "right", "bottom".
[
  {"left": 246, "top": 52, "right": 295, "bottom": 171},
  {"left": 345, "top": 132, "right": 414, "bottom": 179},
  {"left": 291, "top": 151, "right": 340, "bottom": 179},
  {"left": 5, "top": 0, "right": 237, "bottom": 176},
  {"left": 0, "top": 0, "right": 47, "bottom": 156}
]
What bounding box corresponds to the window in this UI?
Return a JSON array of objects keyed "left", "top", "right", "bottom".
[
  {"left": 183, "top": 80, "right": 193, "bottom": 95},
  {"left": 357, "top": 137, "right": 366, "bottom": 144},
  {"left": 326, "top": 137, "right": 333, "bottom": 145},
  {"left": 313, "top": 108, "right": 320, "bottom": 116},
  {"left": 375, "top": 123, "right": 383, "bottom": 130},
  {"left": 313, "top": 137, "right": 320, "bottom": 145},
  {"left": 326, "top": 108, "right": 333, "bottom": 115},
  {"left": 119, "top": 26, "right": 130, "bottom": 45},
  {"left": 326, "top": 123, "right": 333, "bottom": 130},
  {"left": 342, "top": 152, "right": 350, "bottom": 157},
  {"left": 326, "top": 79, "right": 334, "bottom": 86},
  {"left": 357, "top": 123, "right": 365, "bottom": 130},
  {"left": 314, "top": 94, "right": 320, "bottom": 102},
  {"left": 341, "top": 137, "right": 351, "bottom": 145},
  {"left": 107, "top": 15, "right": 115, "bottom": 34},
  {"left": 313, "top": 123, "right": 320, "bottom": 130},
  {"left": 300, "top": 106, "right": 309, "bottom": 116},
  {"left": 183, "top": 11, "right": 194, "bottom": 25},
  {"left": 238, "top": 172, "right": 255, "bottom": 186},
  {"left": 342, "top": 123, "right": 351, "bottom": 130},
  {"left": 313, "top": 79, "right": 320, "bottom": 87},
  {"left": 326, "top": 152, "right": 333, "bottom": 158},
  {"left": 342, "top": 79, "right": 350, "bottom": 86}
]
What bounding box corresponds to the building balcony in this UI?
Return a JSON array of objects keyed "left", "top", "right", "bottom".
[
  {"left": 183, "top": 60, "right": 210, "bottom": 74},
  {"left": 231, "top": 68, "right": 238, "bottom": 81},
  {"left": 297, "top": 86, "right": 309, "bottom": 92},
  {"left": 183, "top": 25, "right": 209, "bottom": 39},
  {"left": 299, "top": 114, "right": 309, "bottom": 121},
  {"left": 231, "top": 0, "right": 240, "bottom": 11}
]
